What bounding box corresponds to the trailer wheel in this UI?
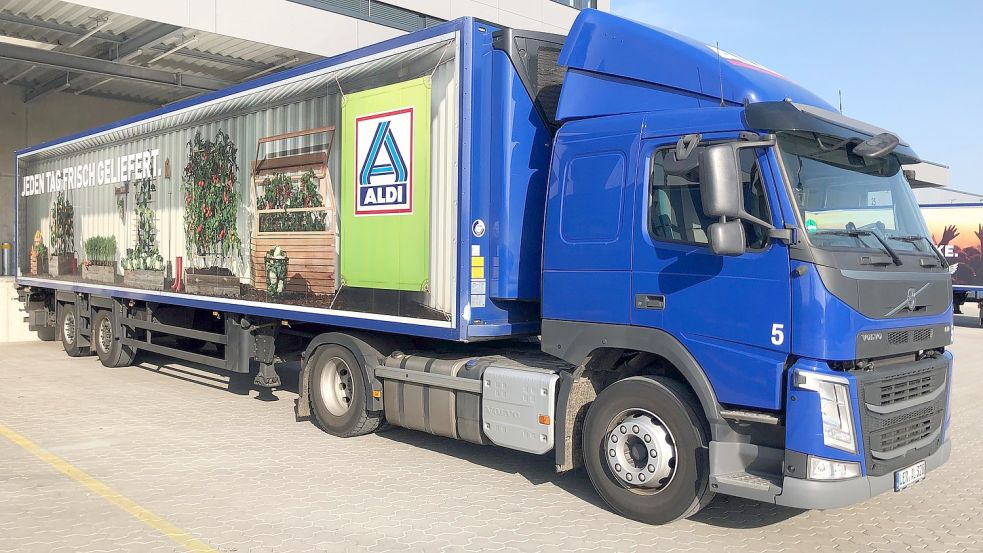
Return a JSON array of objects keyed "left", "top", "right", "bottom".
[
  {"left": 583, "top": 376, "right": 713, "bottom": 524},
  {"left": 58, "top": 303, "right": 88, "bottom": 357},
  {"left": 93, "top": 310, "right": 135, "bottom": 368},
  {"left": 309, "top": 345, "right": 382, "bottom": 437}
]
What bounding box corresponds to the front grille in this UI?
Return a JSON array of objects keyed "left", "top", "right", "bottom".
[
  {"left": 869, "top": 413, "right": 942, "bottom": 454},
  {"left": 865, "top": 368, "right": 944, "bottom": 408},
  {"left": 885, "top": 327, "right": 936, "bottom": 347},
  {"left": 887, "top": 330, "right": 909, "bottom": 345},
  {"left": 856, "top": 356, "right": 948, "bottom": 476},
  {"left": 913, "top": 328, "right": 934, "bottom": 342}
]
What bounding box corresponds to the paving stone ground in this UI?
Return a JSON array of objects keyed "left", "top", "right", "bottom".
[{"left": 0, "top": 307, "right": 980, "bottom": 552}]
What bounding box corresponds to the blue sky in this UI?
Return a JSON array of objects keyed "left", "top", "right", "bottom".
[{"left": 611, "top": 0, "right": 983, "bottom": 193}]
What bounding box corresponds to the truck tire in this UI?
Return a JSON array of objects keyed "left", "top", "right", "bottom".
[
  {"left": 92, "top": 309, "right": 136, "bottom": 368},
  {"left": 309, "top": 345, "right": 382, "bottom": 437},
  {"left": 58, "top": 303, "right": 88, "bottom": 357},
  {"left": 582, "top": 376, "right": 714, "bottom": 524}
]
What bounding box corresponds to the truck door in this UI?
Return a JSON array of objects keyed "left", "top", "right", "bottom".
[{"left": 631, "top": 139, "right": 792, "bottom": 410}]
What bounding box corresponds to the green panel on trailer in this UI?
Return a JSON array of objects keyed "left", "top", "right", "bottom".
[{"left": 340, "top": 77, "right": 432, "bottom": 291}]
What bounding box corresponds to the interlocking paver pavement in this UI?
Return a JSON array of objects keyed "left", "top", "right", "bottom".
[{"left": 1, "top": 307, "right": 980, "bottom": 553}]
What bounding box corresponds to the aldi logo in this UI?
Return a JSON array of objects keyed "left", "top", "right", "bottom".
[{"left": 354, "top": 107, "right": 414, "bottom": 215}]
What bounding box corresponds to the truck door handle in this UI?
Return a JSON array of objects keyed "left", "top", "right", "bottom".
[{"left": 635, "top": 294, "right": 665, "bottom": 310}]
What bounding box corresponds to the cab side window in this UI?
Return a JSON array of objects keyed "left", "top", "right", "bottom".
[{"left": 649, "top": 146, "right": 772, "bottom": 249}]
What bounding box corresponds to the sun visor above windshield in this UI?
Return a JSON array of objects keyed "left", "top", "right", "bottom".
[
  {"left": 555, "top": 9, "right": 833, "bottom": 121},
  {"left": 744, "top": 101, "right": 920, "bottom": 163}
]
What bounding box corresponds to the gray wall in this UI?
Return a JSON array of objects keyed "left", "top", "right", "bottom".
[{"left": 0, "top": 84, "right": 154, "bottom": 249}]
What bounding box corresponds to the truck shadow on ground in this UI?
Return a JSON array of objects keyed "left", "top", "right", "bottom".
[
  {"left": 953, "top": 312, "right": 981, "bottom": 328},
  {"left": 374, "top": 425, "right": 805, "bottom": 528},
  {"left": 125, "top": 346, "right": 804, "bottom": 529}
]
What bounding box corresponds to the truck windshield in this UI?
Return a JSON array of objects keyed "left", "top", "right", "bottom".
[{"left": 778, "top": 133, "right": 935, "bottom": 257}]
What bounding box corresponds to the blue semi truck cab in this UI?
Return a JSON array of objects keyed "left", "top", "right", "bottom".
[
  {"left": 16, "top": 9, "right": 952, "bottom": 525},
  {"left": 528, "top": 10, "right": 952, "bottom": 521}
]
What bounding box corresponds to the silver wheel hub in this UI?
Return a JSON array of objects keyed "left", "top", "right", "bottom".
[
  {"left": 605, "top": 410, "right": 676, "bottom": 490},
  {"left": 97, "top": 317, "right": 113, "bottom": 354},
  {"left": 63, "top": 311, "right": 76, "bottom": 345},
  {"left": 318, "top": 357, "right": 355, "bottom": 416}
]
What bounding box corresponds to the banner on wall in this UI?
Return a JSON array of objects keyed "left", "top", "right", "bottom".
[
  {"left": 922, "top": 205, "right": 983, "bottom": 288},
  {"left": 341, "top": 77, "right": 431, "bottom": 292}
]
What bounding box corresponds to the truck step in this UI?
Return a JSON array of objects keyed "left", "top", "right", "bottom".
[
  {"left": 719, "top": 409, "right": 781, "bottom": 425},
  {"left": 711, "top": 471, "right": 782, "bottom": 503}
]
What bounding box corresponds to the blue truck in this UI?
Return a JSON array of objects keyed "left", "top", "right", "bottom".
[{"left": 15, "top": 9, "right": 952, "bottom": 524}]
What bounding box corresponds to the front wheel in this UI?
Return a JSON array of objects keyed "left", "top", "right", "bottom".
[{"left": 583, "top": 376, "right": 713, "bottom": 524}]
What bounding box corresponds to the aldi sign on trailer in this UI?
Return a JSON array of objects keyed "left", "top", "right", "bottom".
[
  {"left": 355, "top": 107, "right": 414, "bottom": 215},
  {"left": 341, "top": 77, "right": 431, "bottom": 292}
]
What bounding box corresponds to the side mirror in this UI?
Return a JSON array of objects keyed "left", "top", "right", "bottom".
[
  {"left": 699, "top": 142, "right": 775, "bottom": 230},
  {"left": 699, "top": 144, "right": 743, "bottom": 219},
  {"left": 709, "top": 220, "right": 746, "bottom": 256}
]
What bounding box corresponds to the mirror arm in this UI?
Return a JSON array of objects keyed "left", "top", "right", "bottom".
[
  {"left": 675, "top": 133, "right": 702, "bottom": 161},
  {"left": 768, "top": 225, "right": 797, "bottom": 244},
  {"left": 739, "top": 211, "right": 774, "bottom": 230}
]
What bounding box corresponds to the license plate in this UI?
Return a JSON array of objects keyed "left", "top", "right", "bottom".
[{"left": 894, "top": 461, "right": 926, "bottom": 491}]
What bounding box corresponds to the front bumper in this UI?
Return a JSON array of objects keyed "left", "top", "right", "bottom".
[{"left": 775, "top": 438, "right": 951, "bottom": 510}]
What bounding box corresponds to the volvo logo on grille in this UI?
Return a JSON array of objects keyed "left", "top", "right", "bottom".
[
  {"left": 885, "top": 283, "right": 931, "bottom": 316},
  {"left": 861, "top": 332, "right": 883, "bottom": 342}
]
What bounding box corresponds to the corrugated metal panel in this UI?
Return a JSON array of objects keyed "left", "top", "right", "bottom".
[
  {"left": 19, "top": 38, "right": 452, "bottom": 159},
  {"left": 1, "top": 0, "right": 318, "bottom": 103},
  {"left": 428, "top": 56, "right": 457, "bottom": 314},
  {"left": 18, "top": 37, "right": 460, "bottom": 320},
  {"left": 1, "top": 0, "right": 142, "bottom": 45}
]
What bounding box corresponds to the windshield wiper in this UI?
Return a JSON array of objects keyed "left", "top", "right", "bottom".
[
  {"left": 814, "top": 229, "right": 903, "bottom": 266},
  {"left": 888, "top": 235, "right": 949, "bottom": 268}
]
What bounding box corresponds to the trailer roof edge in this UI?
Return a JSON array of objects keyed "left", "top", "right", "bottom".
[{"left": 15, "top": 17, "right": 471, "bottom": 158}]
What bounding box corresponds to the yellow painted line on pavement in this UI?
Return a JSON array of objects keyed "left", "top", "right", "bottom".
[{"left": 0, "top": 423, "right": 215, "bottom": 553}]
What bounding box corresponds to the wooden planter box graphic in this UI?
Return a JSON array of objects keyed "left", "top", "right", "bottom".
[
  {"left": 185, "top": 270, "right": 241, "bottom": 297},
  {"left": 124, "top": 269, "right": 165, "bottom": 291},
  {"left": 30, "top": 255, "right": 47, "bottom": 276},
  {"left": 250, "top": 127, "right": 337, "bottom": 296},
  {"left": 82, "top": 264, "right": 116, "bottom": 284},
  {"left": 251, "top": 233, "right": 335, "bottom": 295},
  {"left": 49, "top": 255, "right": 73, "bottom": 277}
]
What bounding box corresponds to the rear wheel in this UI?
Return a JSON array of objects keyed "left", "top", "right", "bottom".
[
  {"left": 93, "top": 309, "right": 135, "bottom": 368},
  {"left": 583, "top": 376, "right": 713, "bottom": 524},
  {"left": 58, "top": 303, "right": 88, "bottom": 357},
  {"left": 309, "top": 345, "right": 382, "bottom": 437}
]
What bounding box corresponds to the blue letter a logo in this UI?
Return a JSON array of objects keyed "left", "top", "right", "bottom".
[{"left": 359, "top": 120, "right": 408, "bottom": 185}]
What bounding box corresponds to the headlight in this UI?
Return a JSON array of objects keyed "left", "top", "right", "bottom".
[
  {"left": 793, "top": 370, "right": 857, "bottom": 453},
  {"left": 807, "top": 456, "right": 861, "bottom": 480}
]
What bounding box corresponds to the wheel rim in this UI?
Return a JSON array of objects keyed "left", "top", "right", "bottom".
[
  {"left": 604, "top": 409, "right": 677, "bottom": 493},
  {"left": 63, "top": 310, "right": 76, "bottom": 345},
  {"left": 317, "top": 356, "right": 355, "bottom": 416},
  {"left": 97, "top": 316, "right": 113, "bottom": 354}
]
